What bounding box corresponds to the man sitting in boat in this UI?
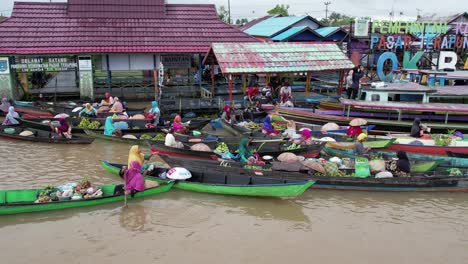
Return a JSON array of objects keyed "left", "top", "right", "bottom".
[
  {"left": 354, "top": 133, "right": 371, "bottom": 156},
  {"left": 279, "top": 82, "right": 294, "bottom": 107},
  {"left": 410, "top": 118, "right": 431, "bottom": 139},
  {"left": 245, "top": 84, "right": 260, "bottom": 107}
]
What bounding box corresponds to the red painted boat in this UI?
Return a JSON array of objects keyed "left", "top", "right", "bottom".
[{"left": 386, "top": 144, "right": 468, "bottom": 156}]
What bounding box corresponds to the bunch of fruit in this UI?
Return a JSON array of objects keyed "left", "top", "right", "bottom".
[
  {"left": 245, "top": 122, "right": 261, "bottom": 130},
  {"left": 272, "top": 123, "right": 286, "bottom": 130},
  {"left": 153, "top": 133, "right": 165, "bottom": 141},
  {"left": 215, "top": 142, "right": 230, "bottom": 153},
  {"left": 140, "top": 134, "right": 153, "bottom": 140},
  {"left": 286, "top": 143, "right": 301, "bottom": 150},
  {"left": 78, "top": 118, "right": 101, "bottom": 129}
]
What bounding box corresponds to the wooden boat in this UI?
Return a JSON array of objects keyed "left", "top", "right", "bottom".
[
  {"left": 384, "top": 134, "right": 468, "bottom": 156},
  {"left": 275, "top": 107, "right": 468, "bottom": 133},
  {"left": 447, "top": 151, "right": 468, "bottom": 158},
  {"left": 19, "top": 117, "right": 158, "bottom": 134},
  {"left": 101, "top": 160, "right": 314, "bottom": 197},
  {"left": 149, "top": 155, "right": 468, "bottom": 192},
  {"left": 84, "top": 129, "right": 167, "bottom": 146},
  {"left": 0, "top": 126, "right": 95, "bottom": 144},
  {"left": 325, "top": 139, "right": 396, "bottom": 150},
  {"left": 0, "top": 179, "right": 174, "bottom": 215}
]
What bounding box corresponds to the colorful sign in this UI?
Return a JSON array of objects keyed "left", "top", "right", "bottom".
[
  {"left": 0, "top": 57, "right": 9, "bottom": 74},
  {"left": 354, "top": 19, "right": 370, "bottom": 37},
  {"left": 11, "top": 57, "right": 77, "bottom": 72}
]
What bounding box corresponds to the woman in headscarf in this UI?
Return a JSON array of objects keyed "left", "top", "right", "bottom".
[
  {"left": 262, "top": 115, "right": 279, "bottom": 135},
  {"left": 346, "top": 126, "right": 362, "bottom": 137},
  {"left": 354, "top": 133, "right": 371, "bottom": 156},
  {"left": 298, "top": 129, "right": 314, "bottom": 145},
  {"left": 164, "top": 128, "right": 184, "bottom": 149},
  {"left": 0, "top": 97, "right": 11, "bottom": 114},
  {"left": 104, "top": 116, "right": 116, "bottom": 136},
  {"left": 2, "top": 106, "right": 19, "bottom": 125},
  {"left": 385, "top": 150, "right": 411, "bottom": 177},
  {"left": 171, "top": 114, "right": 187, "bottom": 134},
  {"left": 100, "top": 92, "right": 114, "bottom": 106},
  {"left": 124, "top": 160, "right": 146, "bottom": 195},
  {"left": 50, "top": 118, "right": 72, "bottom": 138},
  {"left": 78, "top": 103, "right": 97, "bottom": 118},
  {"left": 148, "top": 101, "right": 161, "bottom": 125},
  {"left": 128, "top": 145, "right": 153, "bottom": 168},
  {"left": 238, "top": 138, "right": 254, "bottom": 163},
  {"left": 283, "top": 120, "right": 297, "bottom": 139},
  {"left": 221, "top": 104, "right": 232, "bottom": 122},
  {"left": 110, "top": 97, "right": 124, "bottom": 113}
]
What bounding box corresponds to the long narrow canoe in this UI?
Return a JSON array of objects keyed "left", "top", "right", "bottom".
[
  {"left": 325, "top": 139, "right": 396, "bottom": 150},
  {"left": 0, "top": 126, "right": 94, "bottom": 144},
  {"left": 148, "top": 155, "right": 468, "bottom": 192},
  {"left": 101, "top": 161, "right": 314, "bottom": 197},
  {"left": 447, "top": 151, "right": 468, "bottom": 158},
  {"left": 275, "top": 107, "right": 468, "bottom": 133},
  {"left": 0, "top": 179, "right": 174, "bottom": 215}
]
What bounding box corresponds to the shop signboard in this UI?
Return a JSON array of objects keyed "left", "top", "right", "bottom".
[
  {"left": 354, "top": 19, "right": 369, "bottom": 37},
  {"left": 161, "top": 54, "right": 191, "bottom": 69},
  {"left": 10, "top": 57, "right": 78, "bottom": 72}
]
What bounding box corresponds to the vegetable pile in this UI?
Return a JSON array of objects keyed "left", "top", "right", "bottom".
[
  {"left": 35, "top": 177, "right": 103, "bottom": 203},
  {"left": 78, "top": 118, "right": 101, "bottom": 129},
  {"left": 215, "top": 142, "right": 230, "bottom": 153}
]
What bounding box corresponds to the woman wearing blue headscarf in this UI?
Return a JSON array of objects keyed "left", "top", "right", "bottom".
[
  {"left": 261, "top": 115, "right": 279, "bottom": 135},
  {"left": 103, "top": 116, "right": 115, "bottom": 136},
  {"left": 149, "top": 101, "right": 161, "bottom": 125}
]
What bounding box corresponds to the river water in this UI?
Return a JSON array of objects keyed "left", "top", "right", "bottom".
[{"left": 1, "top": 139, "right": 468, "bottom": 263}]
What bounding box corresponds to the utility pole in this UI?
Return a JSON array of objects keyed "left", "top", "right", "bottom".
[
  {"left": 324, "top": 1, "right": 331, "bottom": 20},
  {"left": 416, "top": 8, "right": 422, "bottom": 19},
  {"left": 228, "top": 0, "right": 231, "bottom": 24}
]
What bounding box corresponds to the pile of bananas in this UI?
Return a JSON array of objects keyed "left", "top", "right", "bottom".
[
  {"left": 272, "top": 123, "right": 286, "bottom": 130},
  {"left": 286, "top": 143, "right": 301, "bottom": 150},
  {"left": 153, "top": 133, "right": 165, "bottom": 141},
  {"left": 78, "top": 118, "right": 101, "bottom": 129},
  {"left": 215, "top": 142, "right": 230, "bottom": 153},
  {"left": 245, "top": 122, "right": 261, "bottom": 129},
  {"left": 140, "top": 134, "right": 153, "bottom": 140}
]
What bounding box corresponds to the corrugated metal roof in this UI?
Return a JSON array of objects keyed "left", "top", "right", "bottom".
[
  {"left": 314, "top": 27, "right": 340, "bottom": 37},
  {"left": 244, "top": 16, "right": 306, "bottom": 37},
  {"left": 271, "top": 26, "right": 308, "bottom": 41},
  {"left": 0, "top": 2, "right": 258, "bottom": 54},
  {"left": 206, "top": 42, "right": 355, "bottom": 74}
]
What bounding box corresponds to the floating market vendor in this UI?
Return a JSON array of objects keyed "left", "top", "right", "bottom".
[
  {"left": 164, "top": 128, "right": 184, "bottom": 149},
  {"left": 147, "top": 101, "right": 161, "bottom": 125},
  {"left": 410, "top": 118, "right": 431, "bottom": 139},
  {"left": 110, "top": 97, "right": 124, "bottom": 113},
  {"left": 2, "top": 106, "right": 19, "bottom": 125},
  {"left": 294, "top": 129, "right": 314, "bottom": 145},
  {"left": 346, "top": 126, "right": 362, "bottom": 137},
  {"left": 50, "top": 118, "right": 72, "bottom": 139},
  {"left": 262, "top": 115, "right": 279, "bottom": 135},
  {"left": 128, "top": 145, "right": 153, "bottom": 168},
  {"left": 221, "top": 102, "right": 234, "bottom": 123},
  {"left": 0, "top": 97, "right": 11, "bottom": 114},
  {"left": 78, "top": 103, "right": 98, "bottom": 118},
  {"left": 354, "top": 133, "right": 371, "bottom": 156},
  {"left": 100, "top": 92, "right": 114, "bottom": 107},
  {"left": 238, "top": 138, "right": 254, "bottom": 163},
  {"left": 385, "top": 150, "right": 411, "bottom": 177},
  {"left": 171, "top": 114, "right": 187, "bottom": 134}
]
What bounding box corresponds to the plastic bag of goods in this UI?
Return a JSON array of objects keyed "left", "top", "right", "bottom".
[
  {"left": 19, "top": 130, "right": 34, "bottom": 137},
  {"left": 375, "top": 171, "right": 393, "bottom": 178},
  {"left": 369, "top": 159, "right": 386, "bottom": 173},
  {"left": 122, "top": 134, "right": 138, "bottom": 139},
  {"left": 113, "top": 121, "right": 129, "bottom": 130},
  {"left": 355, "top": 157, "right": 371, "bottom": 178}
]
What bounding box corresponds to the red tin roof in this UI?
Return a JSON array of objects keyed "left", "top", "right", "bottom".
[{"left": 0, "top": 1, "right": 257, "bottom": 55}]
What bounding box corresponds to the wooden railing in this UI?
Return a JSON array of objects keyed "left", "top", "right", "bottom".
[{"left": 200, "top": 87, "right": 213, "bottom": 98}]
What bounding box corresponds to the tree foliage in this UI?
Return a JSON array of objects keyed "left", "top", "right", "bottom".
[
  {"left": 235, "top": 18, "right": 249, "bottom": 26},
  {"left": 267, "top": 4, "right": 290, "bottom": 16},
  {"left": 218, "top": 5, "right": 230, "bottom": 23},
  {"left": 320, "top": 12, "right": 354, "bottom": 26}
]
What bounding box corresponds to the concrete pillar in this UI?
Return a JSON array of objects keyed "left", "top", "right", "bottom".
[{"left": 78, "top": 56, "right": 94, "bottom": 100}]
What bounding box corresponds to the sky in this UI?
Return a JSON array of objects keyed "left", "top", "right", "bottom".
[{"left": 0, "top": 0, "right": 466, "bottom": 20}]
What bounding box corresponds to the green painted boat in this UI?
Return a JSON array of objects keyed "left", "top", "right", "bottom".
[
  {"left": 101, "top": 160, "right": 314, "bottom": 197},
  {"left": 325, "top": 139, "right": 396, "bottom": 150},
  {"left": 0, "top": 179, "right": 174, "bottom": 215},
  {"left": 322, "top": 145, "right": 444, "bottom": 172}
]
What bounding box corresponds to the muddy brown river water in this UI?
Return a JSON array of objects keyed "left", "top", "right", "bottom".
[{"left": 1, "top": 139, "right": 468, "bottom": 264}]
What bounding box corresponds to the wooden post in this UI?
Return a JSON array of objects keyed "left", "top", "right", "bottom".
[
  {"left": 305, "top": 72, "right": 311, "bottom": 97},
  {"left": 337, "top": 70, "right": 345, "bottom": 96},
  {"left": 242, "top": 74, "right": 247, "bottom": 94},
  {"left": 153, "top": 69, "right": 158, "bottom": 101},
  {"left": 211, "top": 61, "right": 215, "bottom": 96},
  {"left": 228, "top": 74, "right": 233, "bottom": 101}
]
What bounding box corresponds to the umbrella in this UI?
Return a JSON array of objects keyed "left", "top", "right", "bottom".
[
  {"left": 321, "top": 122, "right": 340, "bottom": 131},
  {"left": 319, "top": 137, "right": 336, "bottom": 142},
  {"left": 349, "top": 118, "right": 367, "bottom": 126},
  {"left": 190, "top": 143, "right": 212, "bottom": 152},
  {"left": 277, "top": 152, "right": 299, "bottom": 162},
  {"left": 166, "top": 167, "right": 192, "bottom": 180},
  {"left": 301, "top": 160, "right": 325, "bottom": 173}
]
